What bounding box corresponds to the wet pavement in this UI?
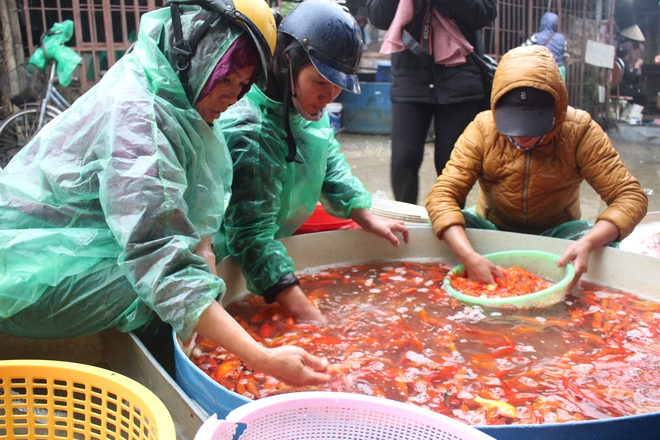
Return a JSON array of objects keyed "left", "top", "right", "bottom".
[{"left": 337, "top": 132, "right": 660, "bottom": 222}]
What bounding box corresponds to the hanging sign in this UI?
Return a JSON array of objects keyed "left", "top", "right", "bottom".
[{"left": 585, "top": 40, "right": 616, "bottom": 68}]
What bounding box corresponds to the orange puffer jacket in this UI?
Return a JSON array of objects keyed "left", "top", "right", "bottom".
[{"left": 426, "top": 45, "right": 647, "bottom": 238}]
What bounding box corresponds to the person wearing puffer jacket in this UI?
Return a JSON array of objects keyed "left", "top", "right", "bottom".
[{"left": 426, "top": 45, "right": 648, "bottom": 291}]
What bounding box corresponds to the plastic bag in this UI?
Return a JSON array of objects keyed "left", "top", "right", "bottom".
[{"left": 28, "top": 20, "right": 82, "bottom": 87}]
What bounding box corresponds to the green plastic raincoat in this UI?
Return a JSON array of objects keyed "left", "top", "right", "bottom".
[
  {"left": 213, "top": 86, "right": 371, "bottom": 299},
  {"left": 0, "top": 6, "right": 241, "bottom": 340}
]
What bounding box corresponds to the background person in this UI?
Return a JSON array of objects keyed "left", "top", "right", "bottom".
[
  {"left": 617, "top": 24, "right": 646, "bottom": 75},
  {"left": 426, "top": 45, "right": 647, "bottom": 290},
  {"left": 521, "top": 12, "right": 568, "bottom": 82},
  {"left": 367, "top": 0, "right": 497, "bottom": 205},
  {"left": 0, "top": 0, "right": 333, "bottom": 387},
  {"left": 614, "top": 24, "right": 647, "bottom": 108},
  {"left": 213, "top": 0, "right": 409, "bottom": 324},
  {"left": 614, "top": 46, "right": 647, "bottom": 107}
]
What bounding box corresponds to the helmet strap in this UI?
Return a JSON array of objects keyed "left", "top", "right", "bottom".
[
  {"left": 281, "top": 51, "right": 301, "bottom": 163},
  {"left": 170, "top": 3, "right": 220, "bottom": 96},
  {"left": 289, "top": 60, "right": 323, "bottom": 122}
]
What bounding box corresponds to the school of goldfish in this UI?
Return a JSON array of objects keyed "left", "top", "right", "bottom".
[
  {"left": 191, "top": 261, "right": 660, "bottom": 425},
  {"left": 448, "top": 266, "right": 554, "bottom": 298}
]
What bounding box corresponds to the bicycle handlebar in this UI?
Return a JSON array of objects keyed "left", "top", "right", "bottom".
[
  {"left": 39, "top": 30, "right": 62, "bottom": 63},
  {"left": 40, "top": 30, "right": 62, "bottom": 43}
]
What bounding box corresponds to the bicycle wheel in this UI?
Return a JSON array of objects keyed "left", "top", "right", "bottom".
[{"left": 0, "top": 105, "right": 61, "bottom": 168}]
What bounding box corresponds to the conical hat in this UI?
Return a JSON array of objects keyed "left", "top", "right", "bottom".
[{"left": 621, "top": 25, "right": 645, "bottom": 42}]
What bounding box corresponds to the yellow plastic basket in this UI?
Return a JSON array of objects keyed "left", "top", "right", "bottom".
[{"left": 0, "top": 359, "right": 175, "bottom": 440}]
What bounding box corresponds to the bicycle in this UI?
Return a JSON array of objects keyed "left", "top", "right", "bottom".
[{"left": 0, "top": 29, "right": 72, "bottom": 168}]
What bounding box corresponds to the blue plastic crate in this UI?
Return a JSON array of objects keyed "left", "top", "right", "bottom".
[
  {"left": 336, "top": 82, "right": 391, "bottom": 134},
  {"left": 375, "top": 61, "right": 392, "bottom": 82}
]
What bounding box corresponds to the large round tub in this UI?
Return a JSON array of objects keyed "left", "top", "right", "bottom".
[{"left": 174, "top": 227, "right": 660, "bottom": 440}]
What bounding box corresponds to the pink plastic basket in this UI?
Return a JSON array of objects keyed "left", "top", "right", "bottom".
[{"left": 195, "top": 391, "right": 494, "bottom": 440}]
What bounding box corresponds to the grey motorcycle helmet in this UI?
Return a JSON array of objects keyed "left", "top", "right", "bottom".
[{"left": 278, "top": 0, "right": 362, "bottom": 94}]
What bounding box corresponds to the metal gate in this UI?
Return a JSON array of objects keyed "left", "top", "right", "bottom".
[
  {"left": 485, "top": 0, "right": 616, "bottom": 114},
  {"left": 0, "top": 0, "right": 620, "bottom": 116},
  {"left": 0, "top": 0, "right": 163, "bottom": 103}
]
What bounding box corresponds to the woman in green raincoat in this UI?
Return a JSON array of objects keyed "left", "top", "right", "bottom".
[
  {"left": 0, "top": 0, "right": 333, "bottom": 386},
  {"left": 214, "top": 0, "right": 410, "bottom": 323}
]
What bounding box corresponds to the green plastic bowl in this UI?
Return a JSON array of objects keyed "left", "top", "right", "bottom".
[{"left": 443, "top": 250, "right": 576, "bottom": 310}]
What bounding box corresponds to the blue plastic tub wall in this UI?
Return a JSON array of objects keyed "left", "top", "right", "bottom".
[
  {"left": 478, "top": 413, "right": 660, "bottom": 440},
  {"left": 336, "top": 82, "right": 392, "bottom": 135},
  {"left": 172, "top": 331, "right": 249, "bottom": 419}
]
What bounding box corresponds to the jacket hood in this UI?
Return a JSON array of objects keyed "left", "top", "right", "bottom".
[
  {"left": 491, "top": 45, "right": 568, "bottom": 141},
  {"left": 539, "top": 12, "right": 559, "bottom": 32},
  {"left": 132, "top": 5, "right": 243, "bottom": 107}
]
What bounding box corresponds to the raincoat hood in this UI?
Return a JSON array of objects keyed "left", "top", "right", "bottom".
[
  {"left": 491, "top": 45, "right": 568, "bottom": 142},
  {"left": 539, "top": 12, "right": 559, "bottom": 33},
  {"left": 135, "top": 4, "right": 245, "bottom": 106}
]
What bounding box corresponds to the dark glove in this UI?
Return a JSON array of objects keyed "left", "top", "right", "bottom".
[{"left": 263, "top": 272, "right": 300, "bottom": 304}]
